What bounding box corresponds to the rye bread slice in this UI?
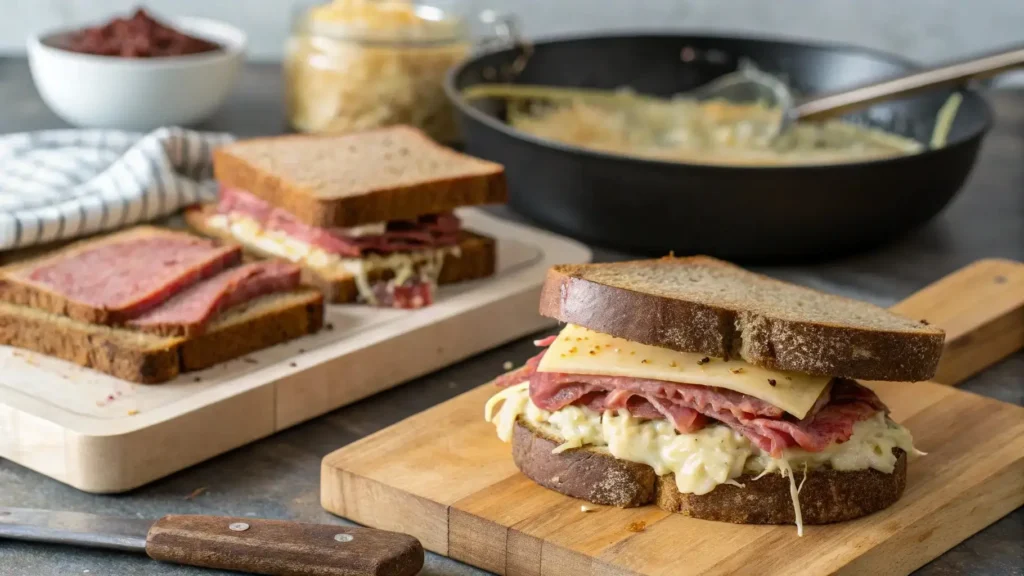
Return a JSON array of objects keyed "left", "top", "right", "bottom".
[
  {"left": 0, "top": 226, "right": 242, "bottom": 326},
  {"left": 512, "top": 419, "right": 907, "bottom": 524},
  {"left": 539, "top": 256, "right": 944, "bottom": 382},
  {"left": 0, "top": 289, "right": 323, "bottom": 384},
  {"left": 184, "top": 205, "right": 497, "bottom": 304},
  {"left": 213, "top": 126, "right": 507, "bottom": 228}
]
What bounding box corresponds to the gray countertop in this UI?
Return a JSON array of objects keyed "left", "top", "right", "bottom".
[{"left": 0, "top": 59, "right": 1021, "bottom": 576}]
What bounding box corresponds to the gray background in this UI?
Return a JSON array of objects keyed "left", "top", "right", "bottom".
[{"left": 3, "top": 0, "right": 1023, "bottom": 65}]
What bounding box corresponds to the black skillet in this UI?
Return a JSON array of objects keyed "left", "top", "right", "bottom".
[{"left": 445, "top": 34, "right": 992, "bottom": 261}]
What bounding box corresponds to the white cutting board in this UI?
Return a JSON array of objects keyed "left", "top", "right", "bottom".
[{"left": 0, "top": 209, "right": 591, "bottom": 493}]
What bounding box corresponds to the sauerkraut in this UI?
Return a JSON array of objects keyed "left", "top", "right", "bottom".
[{"left": 285, "top": 0, "right": 469, "bottom": 142}]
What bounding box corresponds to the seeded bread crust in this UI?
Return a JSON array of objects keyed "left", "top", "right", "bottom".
[
  {"left": 213, "top": 127, "right": 507, "bottom": 228},
  {"left": 512, "top": 419, "right": 907, "bottom": 524},
  {"left": 0, "top": 290, "right": 324, "bottom": 384},
  {"left": 184, "top": 205, "right": 497, "bottom": 303},
  {"left": 539, "top": 257, "right": 945, "bottom": 382}
]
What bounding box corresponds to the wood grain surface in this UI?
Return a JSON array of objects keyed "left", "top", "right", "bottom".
[
  {"left": 146, "top": 515, "right": 423, "bottom": 576},
  {"left": 321, "top": 259, "right": 1024, "bottom": 576},
  {"left": 0, "top": 209, "right": 591, "bottom": 493}
]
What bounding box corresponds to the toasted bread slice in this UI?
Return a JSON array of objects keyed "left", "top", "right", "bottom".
[
  {"left": 184, "top": 205, "right": 497, "bottom": 304},
  {"left": 0, "top": 226, "right": 242, "bottom": 326},
  {"left": 213, "top": 126, "right": 507, "bottom": 228},
  {"left": 539, "top": 256, "right": 945, "bottom": 382},
  {"left": 0, "top": 289, "right": 324, "bottom": 384},
  {"left": 512, "top": 419, "right": 907, "bottom": 524}
]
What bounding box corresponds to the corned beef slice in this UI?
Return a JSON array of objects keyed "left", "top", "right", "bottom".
[
  {"left": 12, "top": 235, "right": 241, "bottom": 323},
  {"left": 217, "top": 187, "right": 461, "bottom": 257},
  {"left": 495, "top": 342, "right": 888, "bottom": 458},
  {"left": 129, "top": 260, "right": 301, "bottom": 335}
]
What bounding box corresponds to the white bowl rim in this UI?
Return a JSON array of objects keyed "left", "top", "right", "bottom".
[{"left": 27, "top": 16, "right": 247, "bottom": 68}]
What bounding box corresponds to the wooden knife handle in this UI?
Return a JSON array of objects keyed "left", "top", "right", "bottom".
[{"left": 145, "top": 515, "right": 423, "bottom": 576}]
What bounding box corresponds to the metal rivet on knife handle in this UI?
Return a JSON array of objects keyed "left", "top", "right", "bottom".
[{"left": 145, "top": 514, "right": 424, "bottom": 575}]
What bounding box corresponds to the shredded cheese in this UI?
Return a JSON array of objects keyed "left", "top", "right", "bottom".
[{"left": 486, "top": 383, "right": 918, "bottom": 535}]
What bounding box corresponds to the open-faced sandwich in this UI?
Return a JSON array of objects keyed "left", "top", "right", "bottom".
[
  {"left": 0, "top": 227, "right": 323, "bottom": 383},
  {"left": 485, "top": 256, "right": 944, "bottom": 534}
]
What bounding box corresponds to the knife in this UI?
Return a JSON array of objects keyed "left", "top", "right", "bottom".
[{"left": 0, "top": 507, "right": 423, "bottom": 576}]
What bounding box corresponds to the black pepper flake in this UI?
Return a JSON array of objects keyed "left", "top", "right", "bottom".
[
  {"left": 298, "top": 348, "right": 306, "bottom": 354},
  {"left": 640, "top": 359, "right": 649, "bottom": 364},
  {"left": 242, "top": 358, "right": 258, "bottom": 364},
  {"left": 768, "top": 379, "right": 777, "bottom": 387},
  {"left": 193, "top": 377, "right": 202, "bottom": 382},
  {"left": 325, "top": 323, "right": 335, "bottom": 331},
  {"left": 920, "top": 319, "right": 930, "bottom": 325},
  {"left": 289, "top": 362, "right": 298, "bottom": 368},
  {"left": 697, "top": 357, "right": 710, "bottom": 365}
]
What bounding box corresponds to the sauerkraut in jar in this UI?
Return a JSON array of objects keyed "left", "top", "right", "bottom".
[{"left": 286, "top": 0, "right": 470, "bottom": 143}]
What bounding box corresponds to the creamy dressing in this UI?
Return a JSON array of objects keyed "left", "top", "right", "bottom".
[{"left": 484, "top": 382, "right": 917, "bottom": 535}]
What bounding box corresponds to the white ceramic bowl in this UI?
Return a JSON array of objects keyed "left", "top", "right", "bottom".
[{"left": 27, "top": 17, "right": 247, "bottom": 131}]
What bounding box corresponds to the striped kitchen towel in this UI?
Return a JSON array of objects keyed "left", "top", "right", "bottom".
[{"left": 0, "top": 127, "right": 234, "bottom": 251}]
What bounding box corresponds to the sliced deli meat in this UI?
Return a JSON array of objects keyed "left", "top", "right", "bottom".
[
  {"left": 129, "top": 260, "right": 301, "bottom": 337},
  {"left": 0, "top": 228, "right": 241, "bottom": 325},
  {"left": 217, "top": 187, "right": 461, "bottom": 257},
  {"left": 496, "top": 341, "right": 887, "bottom": 458}
]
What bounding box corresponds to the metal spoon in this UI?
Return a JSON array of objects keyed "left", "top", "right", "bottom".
[{"left": 690, "top": 44, "right": 1024, "bottom": 138}]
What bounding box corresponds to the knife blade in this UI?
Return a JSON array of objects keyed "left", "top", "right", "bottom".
[{"left": 0, "top": 508, "right": 423, "bottom": 576}]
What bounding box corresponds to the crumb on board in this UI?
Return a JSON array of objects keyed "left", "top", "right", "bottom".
[
  {"left": 503, "top": 361, "right": 514, "bottom": 370},
  {"left": 627, "top": 521, "right": 647, "bottom": 533},
  {"left": 184, "top": 487, "right": 208, "bottom": 500},
  {"left": 127, "top": 409, "right": 139, "bottom": 416},
  {"left": 580, "top": 505, "right": 593, "bottom": 513}
]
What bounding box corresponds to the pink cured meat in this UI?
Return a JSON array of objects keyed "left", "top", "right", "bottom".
[
  {"left": 217, "top": 187, "right": 462, "bottom": 257},
  {"left": 495, "top": 344, "right": 887, "bottom": 457},
  {"left": 129, "top": 260, "right": 300, "bottom": 336},
  {"left": 14, "top": 235, "right": 241, "bottom": 322}
]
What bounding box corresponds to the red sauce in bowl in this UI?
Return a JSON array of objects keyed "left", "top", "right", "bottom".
[{"left": 62, "top": 9, "right": 221, "bottom": 58}]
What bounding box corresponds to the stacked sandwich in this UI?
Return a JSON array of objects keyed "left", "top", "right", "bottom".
[
  {"left": 186, "top": 126, "right": 507, "bottom": 308},
  {"left": 486, "top": 257, "right": 944, "bottom": 533},
  {"left": 0, "top": 227, "right": 323, "bottom": 383}
]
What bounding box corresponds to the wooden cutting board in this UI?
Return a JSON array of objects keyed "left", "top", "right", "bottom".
[
  {"left": 0, "top": 209, "right": 591, "bottom": 493},
  {"left": 322, "top": 259, "right": 1024, "bottom": 576}
]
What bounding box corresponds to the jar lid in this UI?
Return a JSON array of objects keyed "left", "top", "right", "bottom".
[{"left": 298, "top": 0, "right": 466, "bottom": 44}]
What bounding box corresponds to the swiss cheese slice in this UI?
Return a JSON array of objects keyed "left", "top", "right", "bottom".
[{"left": 537, "top": 324, "right": 830, "bottom": 419}]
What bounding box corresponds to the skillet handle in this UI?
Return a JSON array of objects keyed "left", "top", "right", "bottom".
[{"left": 795, "top": 44, "right": 1024, "bottom": 121}]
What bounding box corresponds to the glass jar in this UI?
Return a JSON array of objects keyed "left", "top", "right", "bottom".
[{"left": 285, "top": 1, "right": 473, "bottom": 143}]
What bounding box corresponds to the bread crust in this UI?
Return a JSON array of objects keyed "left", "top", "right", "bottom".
[
  {"left": 184, "top": 206, "right": 497, "bottom": 304},
  {"left": 0, "top": 227, "right": 241, "bottom": 326},
  {"left": 539, "top": 257, "right": 944, "bottom": 382},
  {"left": 513, "top": 419, "right": 656, "bottom": 507},
  {"left": 511, "top": 419, "right": 907, "bottom": 525},
  {"left": 0, "top": 290, "right": 324, "bottom": 384},
  {"left": 213, "top": 127, "right": 507, "bottom": 228}
]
